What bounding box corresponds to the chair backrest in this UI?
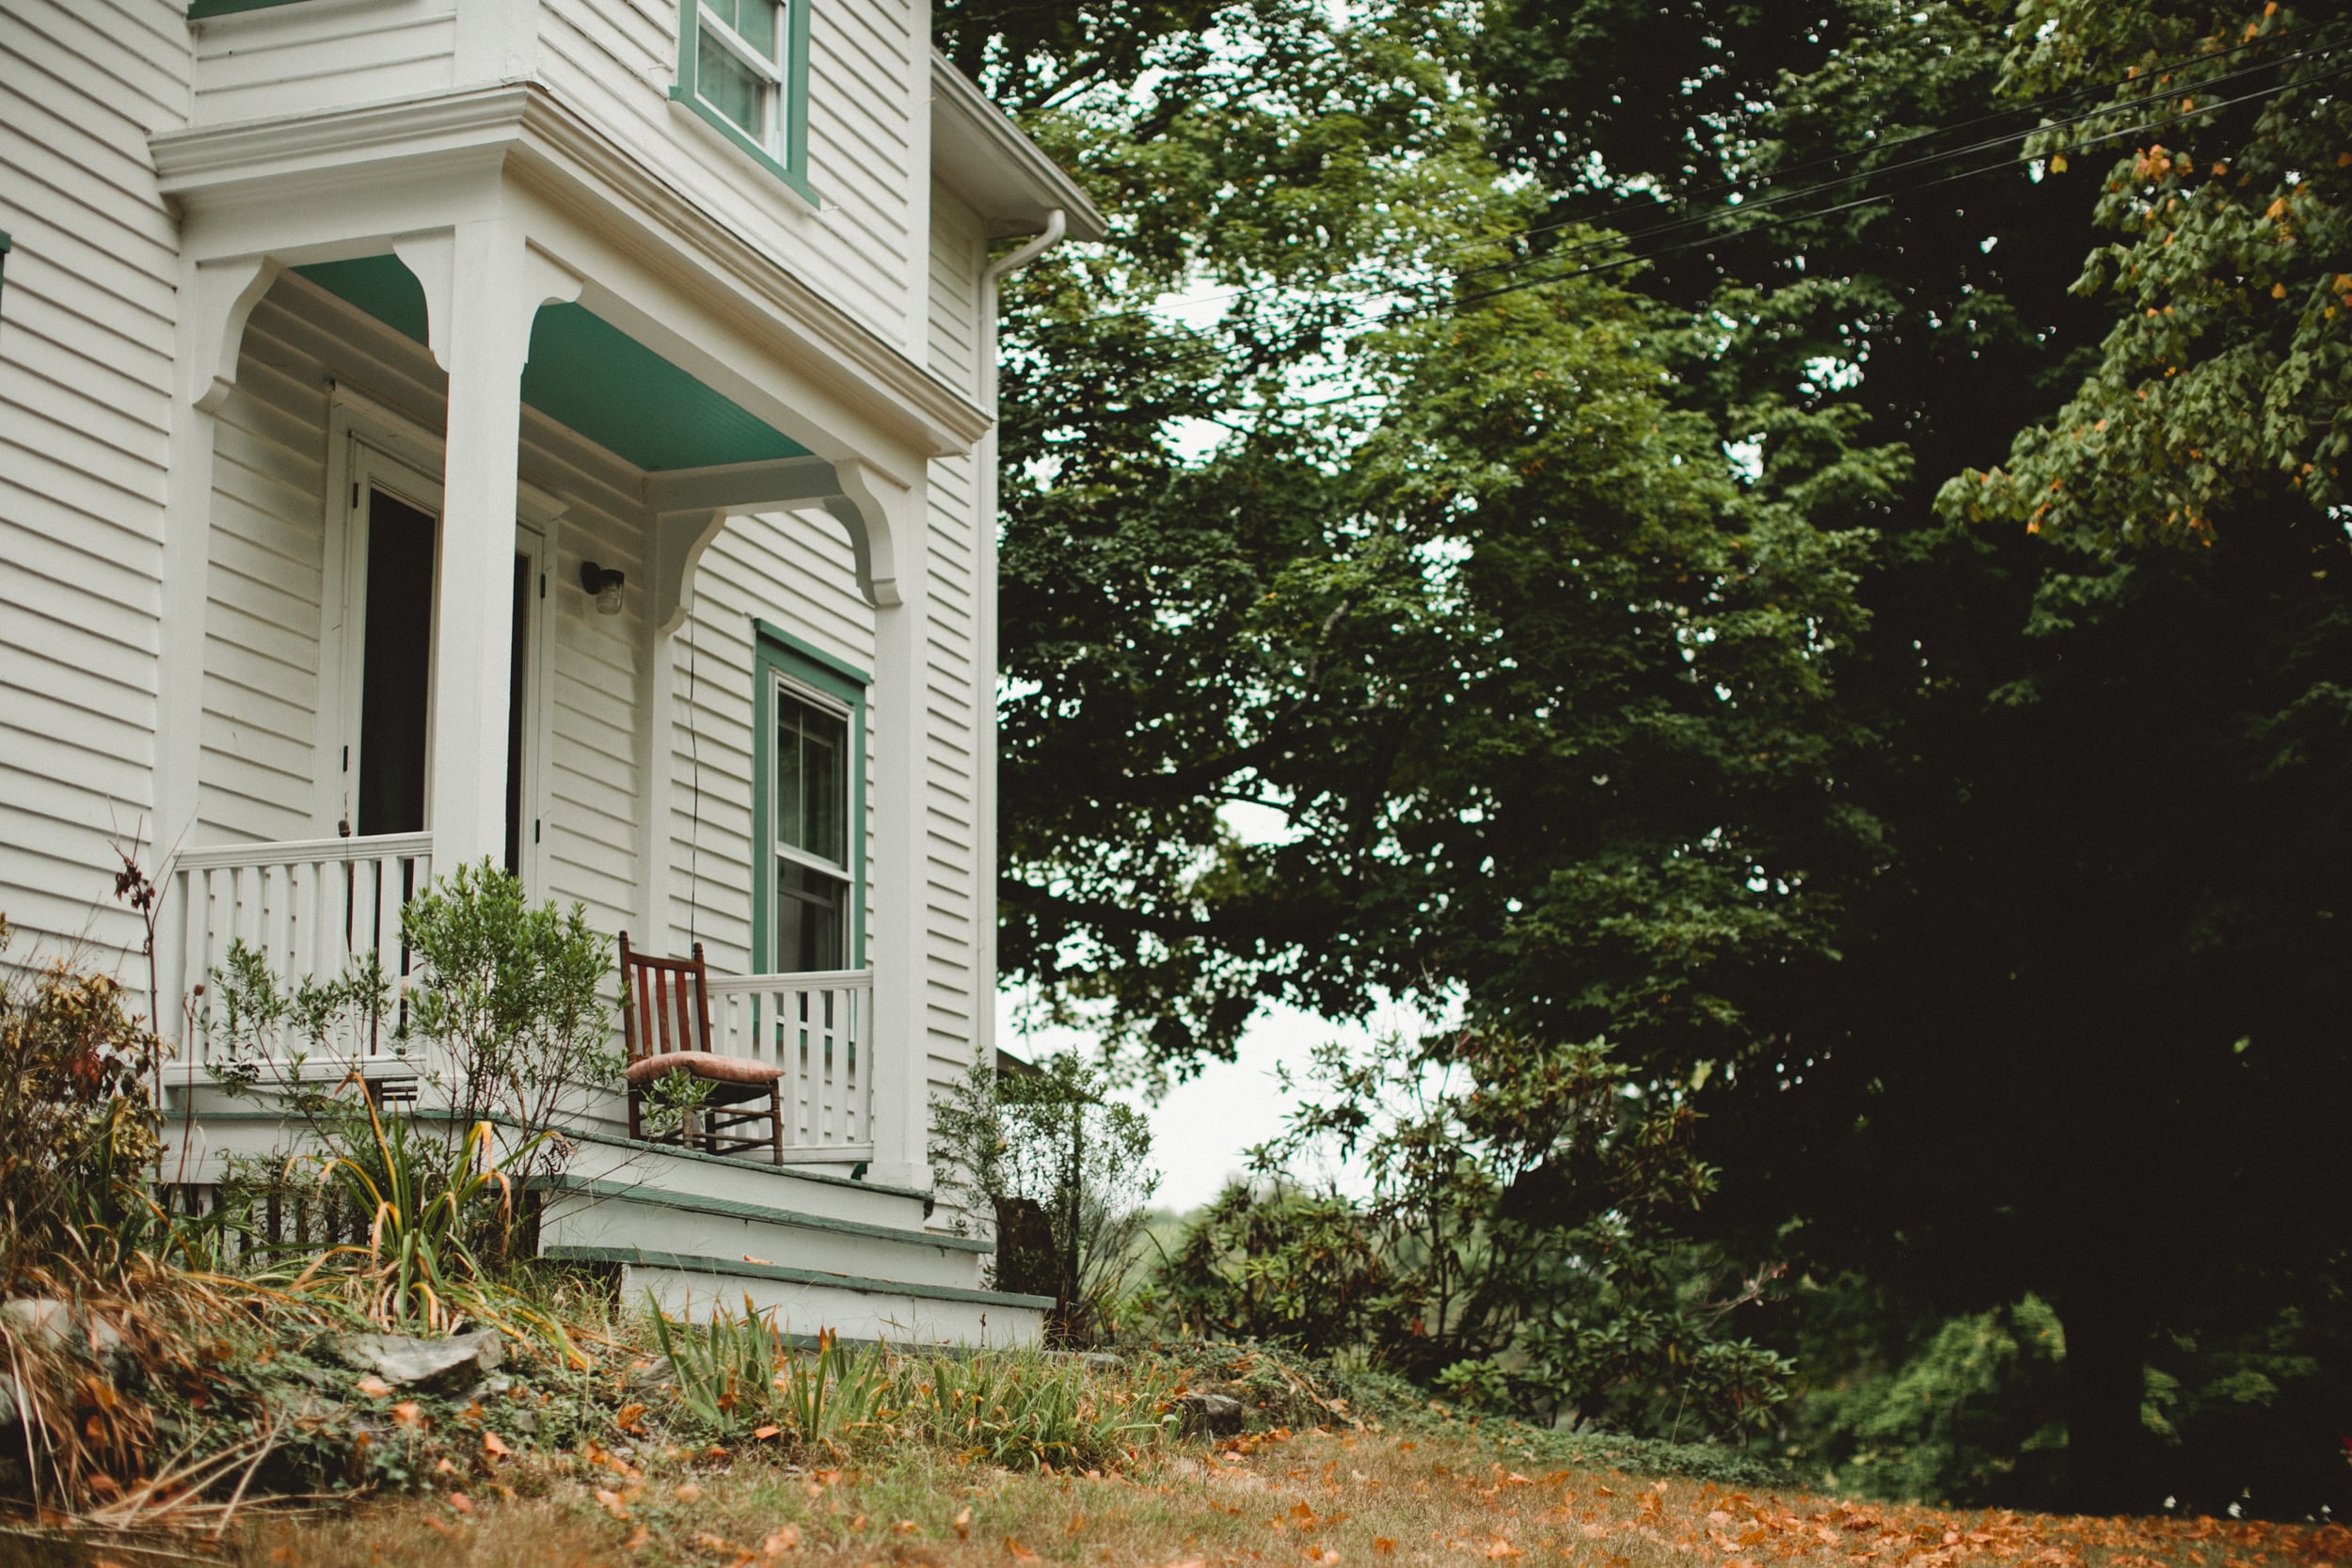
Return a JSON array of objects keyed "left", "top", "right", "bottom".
[{"left": 617, "top": 931, "right": 713, "bottom": 1064}]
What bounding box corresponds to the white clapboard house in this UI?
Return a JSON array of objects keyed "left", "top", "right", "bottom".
[{"left": 0, "top": 0, "right": 1103, "bottom": 1342}]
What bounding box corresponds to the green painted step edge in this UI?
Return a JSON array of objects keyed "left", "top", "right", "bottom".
[
  {"left": 546, "top": 1245, "right": 1057, "bottom": 1312},
  {"left": 531, "top": 1174, "right": 988, "bottom": 1254},
  {"left": 188, "top": 0, "right": 310, "bottom": 17},
  {"left": 172, "top": 1107, "right": 934, "bottom": 1206}
]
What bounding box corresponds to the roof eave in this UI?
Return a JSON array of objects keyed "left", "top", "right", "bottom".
[{"left": 929, "top": 52, "right": 1108, "bottom": 245}]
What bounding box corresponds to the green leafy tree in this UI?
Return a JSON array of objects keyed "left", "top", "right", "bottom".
[
  {"left": 990, "top": 1, "right": 1880, "bottom": 1077},
  {"left": 1458, "top": 0, "right": 2352, "bottom": 1511},
  {"left": 1167, "top": 1033, "right": 1792, "bottom": 1443}
]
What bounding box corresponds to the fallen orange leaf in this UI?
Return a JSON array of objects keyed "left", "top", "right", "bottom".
[
  {"left": 596, "top": 1487, "right": 629, "bottom": 1520},
  {"left": 392, "top": 1402, "right": 424, "bottom": 1428},
  {"left": 356, "top": 1375, "right": 394, "bottom": 1398},
  {"left": 483, "top": 1432, "right": 512, "bottom": 1458},
  {"left": 1004, "top": 1537, "right": 1041, "bottom": 1562},
  {"left": 448, "top": 1492, "right": 474, "bottom": 1515},
  {"left": 624, "top": 1524, "right": 651, "bottom": 1551},
  {"left": 754, "top": 1424, "right": 782, "bottom": 1441},
  {"left": 615, "top": 1402, "right": 648, "bottom": 1433},
  {"left": 675, "top": 1482, "right": 704, "bottom": 1503},
  {"left": 1374, "top": 1542, "right": 1398, "bottom": 1556},
  {"left": 762, "top": 1525, "right": 803, "bottom": 1556},
  {"left": 953, "top": 1508, "right": 972, "bottom": 1540}
]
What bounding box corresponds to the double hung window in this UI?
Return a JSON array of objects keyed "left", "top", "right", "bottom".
[
  {"left": 754, "top": 625, "right": 865, "bottom": 975},
  {"left": 675, "top": 0, "right": 812, "bottom": 196}
]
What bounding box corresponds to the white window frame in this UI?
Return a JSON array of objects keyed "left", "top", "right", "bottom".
[{"left": 698, "top": 1, "right": 787, "bottom": 150}]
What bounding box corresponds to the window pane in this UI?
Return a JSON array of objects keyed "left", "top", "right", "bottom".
[
  {"left": 734, "top": 0, "right": 776, "bottom": 58},
  {"left": 697, "top": 27, "right": 764, "bottom": 138},
  {"left": 775, "top": 689, "right": 848, "bottom": 866},
  {"left": 776, "top": 860, "right": 845, "bottom": 972}
]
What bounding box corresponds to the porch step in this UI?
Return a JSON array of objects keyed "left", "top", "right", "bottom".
[
  {"left": 159, "top": 1109, "right": 934, "bottom": 1234},
  {"left": 532, "top": 1175, "right": 986, "bottom": 1291},
  {"left": 546, "top": 1245, "right": 1052, "bottom": 1347},
  {"left": 548, "top": 1125, "right": 933, "bottom": 1232}
]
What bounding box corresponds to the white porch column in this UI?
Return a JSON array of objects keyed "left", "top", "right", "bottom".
[
  {"left": 154, "top": 255, "right": 281, "bottom": 1044},
  {"left": 395, "top": 224, "right": 580, "bottom": 871},
  {"left": 845, "top": 465, "right": 933, "bottom": 1193}
]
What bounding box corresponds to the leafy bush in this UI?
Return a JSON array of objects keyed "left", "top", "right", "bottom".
[
  {"left": 1788, "top": 1292, "right": 2069, "bottom": 1506},
  {"left": 0, "top": 917, "right": 165, "bottom": 1283},
  {"left": 930, "top": 1053, "right": 1159, "bottom": 1344},
  {"left": 210, "top": 862, "right": 613, "bottom": 1174},
  {"left": 1155, "top": 1181, "right": 1384, "bottom": 1358},
  {"left": 400, "top": 861, "right": 616, "bottom": 1156},
  {"left": 1158, "top": 1030, "right": 1792, "bottom": 1444}
]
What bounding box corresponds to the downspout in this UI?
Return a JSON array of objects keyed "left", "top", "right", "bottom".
[
  {"left": 974, "top": 206, "right": 1068, "bottom": 1091},
  {"left": 982, "top": 208, "right": 1069, "bottom": 297}
]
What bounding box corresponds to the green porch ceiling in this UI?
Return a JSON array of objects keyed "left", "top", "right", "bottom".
[{"left": 294, "top": 257, "right": 811, "bottom": 471}]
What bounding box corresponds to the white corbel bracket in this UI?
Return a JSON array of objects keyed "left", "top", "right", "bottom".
[
  {"left": 644, "top": 455, "right": 911, "bottom": 632},
  {"left": 188, "top": 256, "right": 284, "bottom": 413}
]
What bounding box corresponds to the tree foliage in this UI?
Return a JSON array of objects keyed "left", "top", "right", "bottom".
[
  {"left": 961, "top": 0, "right": 2352, "bottom": 1511},
  {"left": 1162, "top": 1033, "right": 1794, "bottom": 1443}
]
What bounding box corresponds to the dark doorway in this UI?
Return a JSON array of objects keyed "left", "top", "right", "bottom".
[
  {"left": 504, "top": 551, "right": 530, "bottom": 879},
  {"left": 356, "top": 487, "right": 437, "bottom": 837}
]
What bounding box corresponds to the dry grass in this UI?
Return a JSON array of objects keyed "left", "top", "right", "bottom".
[{"left": 63, "top": 1422, "right": 2336, "bottom": 1568}]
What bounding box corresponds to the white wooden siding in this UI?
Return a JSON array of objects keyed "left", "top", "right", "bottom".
[
  {"left": 190, "top": 0, "right": 455, "bottom": 125},
  {"left": 668, "top": 505, "right": 876, "bottom": 974},
  {"left": 919, "top": 451, "right": 981, "bottom": 1110},
  {"left": 535, "top": 0, "right": 918, "bottom": 350},
  {"left": 0, "top": 0, "right": 184, "bottom": 959},
  {"left": 927, "top": 183, "right": 983, "bottom": 401}
]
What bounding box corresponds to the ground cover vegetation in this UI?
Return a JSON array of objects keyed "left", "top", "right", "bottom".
[{"left": 947, "top": 0, "right": 2352, "bottom": 1517}]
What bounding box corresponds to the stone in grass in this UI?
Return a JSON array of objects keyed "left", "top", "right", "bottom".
[
  {"left": 4, "top": 1297, "right": 132, "bottom": 1374},
  {"left": 1174, "top": 1390, "right": 1247, "bottom": 1435},
  {"left": 327, "top": 1329, "right": 506, "bottom": 1391}
]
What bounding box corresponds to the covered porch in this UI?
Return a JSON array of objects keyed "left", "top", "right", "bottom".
[{"left": 144, "top": 86, "right": 992, "bottom": 1188}]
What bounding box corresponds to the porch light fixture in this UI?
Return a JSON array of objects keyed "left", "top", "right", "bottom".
[{"left": 580, "top": 562, "right": 626, "bottom": 614}]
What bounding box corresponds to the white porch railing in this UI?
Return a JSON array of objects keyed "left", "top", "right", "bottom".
[
  {"left": 705, "top": 969, "right": 875, "bottom": 1157},
  {"left": 160, "top": 832, "right": 433, "bottom": 1064}
]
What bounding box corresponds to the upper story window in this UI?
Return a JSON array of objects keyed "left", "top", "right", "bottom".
[{"left": 674, "top": 0, "right": 815, "bottom": 201}]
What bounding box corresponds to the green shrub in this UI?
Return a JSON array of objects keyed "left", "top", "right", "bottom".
[
  {"left": 930, "top": 1053, "right": 1159, "bottom": 1345},
  {"left": 1158, "top": 1031, "right": 1793, "bottom": 1445}
]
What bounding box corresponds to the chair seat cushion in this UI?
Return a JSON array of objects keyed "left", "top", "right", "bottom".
[{"left": 624, "top": 1052, "right": 784, "bottom": 1088}]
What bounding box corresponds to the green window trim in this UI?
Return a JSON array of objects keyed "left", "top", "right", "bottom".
[
  {"left": 671, "top": 0, "right": 817, "bottom": 206},
  {"left": 751, "top": 619, "right": 867, "bottom": 974}
]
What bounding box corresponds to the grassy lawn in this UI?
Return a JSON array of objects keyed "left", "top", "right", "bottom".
[{"left": 181, "top": 1422, "right": 2351, "bottom": 1568}]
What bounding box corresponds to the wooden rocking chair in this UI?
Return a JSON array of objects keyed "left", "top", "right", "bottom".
[{"left": 618, "top": 932, "right": 784, "bottom": 1164}]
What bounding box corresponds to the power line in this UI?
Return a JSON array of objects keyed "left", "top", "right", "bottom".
[{"left": 1018, "top": 25, "right": 2335, "bottom": 351}]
